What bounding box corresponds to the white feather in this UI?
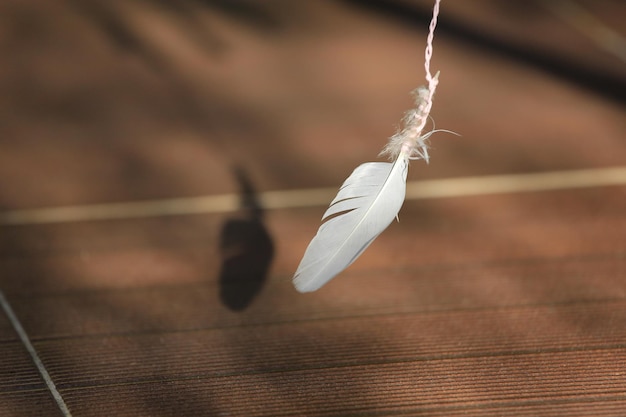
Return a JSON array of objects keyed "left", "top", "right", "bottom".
[
  {"left": 293, "top": 0, "right": 442, "bottom": 292},
  {"left": 293, "top": 152, "right": 409, "bottom": 292}
]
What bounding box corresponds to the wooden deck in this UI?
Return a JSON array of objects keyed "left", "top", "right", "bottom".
[{"left": 1, "top": 1, "right": 625, "bottom": 416}]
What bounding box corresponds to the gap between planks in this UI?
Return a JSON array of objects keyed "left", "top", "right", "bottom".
[{"left": 1, "top": 166, "right": 625, "bottom": 226}]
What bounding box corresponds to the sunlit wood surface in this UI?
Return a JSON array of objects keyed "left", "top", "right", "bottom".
[{"left": 1, "top": 1, "right": 625, "bottom": 416}]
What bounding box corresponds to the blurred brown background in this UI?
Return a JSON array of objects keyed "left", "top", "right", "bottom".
[{"left": 0, "top": 1, "right": 625, "bottom": 416}]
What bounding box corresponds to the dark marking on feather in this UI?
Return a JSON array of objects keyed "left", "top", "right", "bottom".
[{"left": 322, "top": 208, "right": 357, "bottom": 224}]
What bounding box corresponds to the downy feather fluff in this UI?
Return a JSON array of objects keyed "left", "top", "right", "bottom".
[{"left": 293, "top": 0, "right": 442, "bottom": 292}]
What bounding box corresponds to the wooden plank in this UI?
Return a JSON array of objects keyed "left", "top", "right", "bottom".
[
  {"left": 0, "top": 0, "right": 624, "bottom": 415},
  {"left": 54, "top": 349, "right": 626, "bottom": 416},
  {"left": 0, "top": 341, "right": 62, "bottom": 417}
]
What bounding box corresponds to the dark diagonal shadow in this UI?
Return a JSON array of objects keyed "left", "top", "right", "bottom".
[
  {"left": 218, "top": 168, "right": 274, "bottom": 311},
  {"left": 340, "top": 0, "right": 626, "bottom": 104}
]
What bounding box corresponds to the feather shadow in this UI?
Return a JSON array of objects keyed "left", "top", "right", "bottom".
[{"left": 218, "top": 168, "right": 274, "bottom": 311}]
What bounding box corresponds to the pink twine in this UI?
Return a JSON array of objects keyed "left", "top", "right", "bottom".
[{"left": 381, "top": 0, "right": 441, "bottom": 161}]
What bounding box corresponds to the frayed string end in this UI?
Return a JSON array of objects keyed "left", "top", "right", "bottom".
[{"left": 379, "top": 74, "right": 438, "bottom": 162}]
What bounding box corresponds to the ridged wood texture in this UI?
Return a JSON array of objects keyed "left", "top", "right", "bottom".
[{"left": 1, "top": 0, "right": 624, "bottom": 416}]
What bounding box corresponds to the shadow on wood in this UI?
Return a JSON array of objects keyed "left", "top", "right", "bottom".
[{"left": 219, "top": 167, "right": 274, "bottom": 311}]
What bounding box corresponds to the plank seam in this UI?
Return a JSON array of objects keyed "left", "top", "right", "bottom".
[
  {"left": 1, "top": 166, "right": 625, "bottom": 225},
  {"left": 0, "top": 290, "right": 72, "bottom": 416}
]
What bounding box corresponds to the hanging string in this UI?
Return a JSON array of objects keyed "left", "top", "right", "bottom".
[
  {"left": 380, "top": 0, "right": 442, "bottom": 161},
  {"left": 424, "top": 0, "right": 441, "bottom": 112}
]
